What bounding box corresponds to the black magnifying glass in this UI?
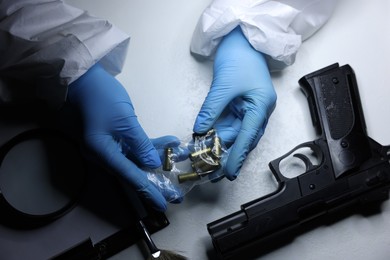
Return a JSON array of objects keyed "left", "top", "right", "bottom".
[{"left": 0, "top": 128, "right": 86, "bottom": 228}]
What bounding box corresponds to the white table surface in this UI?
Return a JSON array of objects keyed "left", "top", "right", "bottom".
[{"left": 63, "top": 1, "right": 390, "bottom": 259}]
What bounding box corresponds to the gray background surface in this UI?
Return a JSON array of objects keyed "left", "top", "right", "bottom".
[{"left": 72, "top": 1, "right": 389, "bottom": 259}]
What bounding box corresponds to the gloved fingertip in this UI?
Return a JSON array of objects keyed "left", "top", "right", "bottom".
[
  {"left": 226, "top": 172, "right": 238, "bottom": 181},
  {"left": 154, "top": 202, "right": 167, "bottom": 212},
  {"left": 225, "top": 152, "right": 246, "bottom": 181},
  {"left": 151, "top": 135, "right": 181, "bottom": 149},
  {"left": 141, "top": 184, "right": 168, "bottom": 212},
  {"left": 169, "top": 197, "right": 184, "bottom": 204},
  {"left": 150, "top": 195, "right": 167, "bottom": 212},
  {"left": 193, "top": 114, "right": 213, "bottom": 134},
  {"left": 193, "top": 124, "right": 207, "bottom": 135},
  {"left": 146, "top": 149, "right": 162, "bottom": 169}
]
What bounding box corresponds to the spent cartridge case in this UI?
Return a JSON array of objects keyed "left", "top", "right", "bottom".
[
  {"left": 163, "top": 147, "right": 173, "bottom": 171},
  {"left": 192, "top": 158, "right": 220, "bottom": 173},
  {"left": 189, "top": 147, "right": 212, "bottom": 161},
  {"left": 213, "top": 135, "right": 222, "bottom": 158},
  {"left": 178, "top": 172, "right": 201, "bottom": 183}
]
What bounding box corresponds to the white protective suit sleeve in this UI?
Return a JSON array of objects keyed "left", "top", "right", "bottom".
[
  {"left": 190, "top": 0, "right": 338, "bottom": 71},
  {"left": 0, "top": 0, "right": 129, "bottom": 107}
]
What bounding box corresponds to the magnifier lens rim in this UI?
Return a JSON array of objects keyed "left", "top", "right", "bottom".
[{"left": 0, "top": 128, "right": 86, "bottom": 226}]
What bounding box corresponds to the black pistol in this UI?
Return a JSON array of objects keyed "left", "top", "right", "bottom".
[{"left": 207, "top": 63, "right": 390, "bottom": 259}]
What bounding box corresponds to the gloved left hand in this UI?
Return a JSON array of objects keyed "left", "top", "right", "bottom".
[
  {"left": 67, "top": 63, "right": 177, "bottom": 211},
  {"left": 194, "top": 27, "right": 277, "bottom": 181}
]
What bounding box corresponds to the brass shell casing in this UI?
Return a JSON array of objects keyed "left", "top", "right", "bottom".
[
  {"left": 163, "top": 147, "right": 173, "bottom": 171},
  {"left": 191, "top": 158, "right": 220, "bottom": 173},
  {"left": 213, "top": 136, "right": 222, "bottom": 158},
  {"left": 189, "top": 147, "right": 212, "bottom": 161},
  {"left": 178, "top": 172, "right": 201, "bottom": 183}
]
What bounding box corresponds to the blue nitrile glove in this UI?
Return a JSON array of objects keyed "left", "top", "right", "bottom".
[
  {"left": 122, "top": 135, "right": 185, "bottom": 204},
  {"left": 193, "top": 26, "right": 277, "bottom": 180},
  {"left": 68, "top": 63, "right": 179, "bottom": 211}
]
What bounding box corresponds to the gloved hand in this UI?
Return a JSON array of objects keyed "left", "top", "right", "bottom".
[
  {"left": 193, "top": 26, "right": 277, "bottom": 180},
  {"left": 67, "top": 63, "right": 179, "bottom": 211}
]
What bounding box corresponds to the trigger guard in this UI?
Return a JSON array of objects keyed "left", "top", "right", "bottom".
[
  {"left": 269, "top": 141, "right": 324, "bottom": 182},
  {"left": 293, "top": 153, "right": 314, "bottom": 171}
]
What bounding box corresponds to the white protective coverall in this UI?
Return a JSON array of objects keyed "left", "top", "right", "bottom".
[
  {"left": 191, "top": 0, "right": 338, "bottom": 70},
  {"left": 0, "top": 0, "right": 337, "bottom": 107}
]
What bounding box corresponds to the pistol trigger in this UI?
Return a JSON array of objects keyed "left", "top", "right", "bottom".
[{"left": 293, "top": 153, "right": 315, "bottom": 171}]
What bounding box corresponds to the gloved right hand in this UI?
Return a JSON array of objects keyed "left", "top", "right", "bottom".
[
  {"left": 67, "top": 63, "right": 180, "bottom": 211},
  {"left": 193, "top": 27, "right": 277, "bottom": 181}
]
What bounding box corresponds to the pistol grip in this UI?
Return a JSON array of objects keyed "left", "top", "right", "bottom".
[{"left": 299, "top": 63, "right": 371, "bottom": 178}]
